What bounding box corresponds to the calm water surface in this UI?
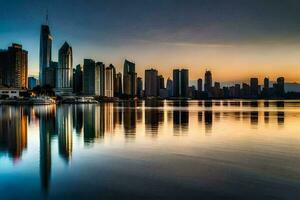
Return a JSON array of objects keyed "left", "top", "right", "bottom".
[{"left": 1, "top": 100, "right": 300, "bottom": 199}]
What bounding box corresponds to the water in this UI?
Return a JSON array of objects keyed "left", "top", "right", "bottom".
[{"left": 0, "top": 100, "right": 300, "bottom": 199}]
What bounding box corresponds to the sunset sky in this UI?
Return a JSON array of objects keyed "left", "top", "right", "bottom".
[{"left": 1, "top": 0, "right": 300, "bottom": 83}]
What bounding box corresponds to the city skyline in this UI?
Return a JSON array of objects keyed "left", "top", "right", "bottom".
[{"left": 2, "top": 0, "right": 300, "bottom": 82}]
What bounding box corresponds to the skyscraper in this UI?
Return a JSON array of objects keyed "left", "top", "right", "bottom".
[
  {"left": 45, "top": 61, "right": 57, "bottom": 88},
  {"left": 0, "top": 43, "right": 28, "bottom": 88},
  {"left": 158, "top": 75, "right": 165, "bottom": 89},
  {"left": 83, "top": 59, "right": 99, "bottom": 95},
  {"left": 172, "top": 69, "right": 189, "bottom": 97},
  {"left": 276, "top": 77, "right": 285, "bottom": 98},
  {"left": 204, "top": 70, "right": 212, "bottom": 96},
  {"left": 39, "top": 24, "right": 52, "bottom": 86},
  {"left": 105, "top": 64, "right": 115, "bottom": 97},
  {"left": 115, "top": 72, "right": 122, "bottom": 97},
  {"left": 173, "top": 69, "right": 180, "bottom": 97},
  {"left": 123, "top": 59, "right": 137, "bottom": 97},
  {"left": 145, "top": 68, "right": 158, "bottom": 97},
  {"left": 197, "top": 78, "right": 203, "bottom": 92},
  {"left": 263, "top": 77, "right": 269, "bottom": 98},
  {"left": 180, "top": 69, "right": 189, "bottom": 97},
  {"left": 73, "top": 64, "right": 83, "bottom": 94},
  {"left": 97, "top": 62, "right": 105, "bottom": 97},
  {"left": 250, "top": 78, "right": 259, "bottom": 98},
  {"left": 55, "top": 42, "right": 73, "bottom": 96},
  {"left": 166, "top": 78, "right": 173, "bottom": 97}
]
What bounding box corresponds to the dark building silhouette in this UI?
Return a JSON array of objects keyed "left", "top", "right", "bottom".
[
  {"left": 73, "top": 64, "right": 83, "bottom": 93},
  {"left": 145, "top": 68, "right": 158, "bottom": 97},
  {"left": 0, "top": 43, "right": 28, "bottom": 88},
  {"left": 39, "top": 24, "right": 52, "bottom": 86},
  {"left": 234, "top": 84, "right": 241, "bottom": 98},
  {"left": 83, "top": 59, "right": 99, "bottom": 95},
  {"left": 204, "top": 70, "right": 212, "bottom": 97},
  {"left": 242, "top": 83, "right": 250, "bottom": 98},
  {"left": 263, "top": 77, "right": 269, "bottom": 98},
  {"left": 158, "top": 75, "right": 165, "bottom": 90},
  {"left": 197, "top": 78, "right": 203, "bottom": 92},
  {"left": 166, "top": 78, "right": 173, "bottom": 97},
  {"left": 45, "top": 61, "right": 57, "bottom": 88},
  {"left": 275, "top": 77, "right": 285, "bottom": 98},
  {"left": 115, "top": 72, "right": 122, "bottom": 97},
  {"left": 123, "top": 59, "right": 137, "bottom": 97},
  {"left": 172, "top": 69, "right": 189, "bottom": 97},
  {"left": 250, "top": 78, "right": 259, "bottom": 98}
]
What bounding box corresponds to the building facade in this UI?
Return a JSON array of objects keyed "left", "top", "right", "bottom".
[
  {"left": 83, "top": 59, "right": 99, "bottom": 95},
  {"left": 115, "top": 72, "right": 122, "bottom": 97},
  {"left": 73, "top": 64, "right": 83, "bottom": 94},
  {"left": 145, "top": 68, "right": 158, "bottom": 97},
  {"left": 204, "top": 70, "right": 212, "bottom": 96},
  {"left": 105, "top": 64, "right": 115, "bottom": 97},
  {"left": 39, "top": 24, "right": 52, "bottom": 86},
  {"left": 55, "top": 42, "right": 73, "bottom": 96},
  {"left": 0, "top": 43, "right": 28, "bottom": 88},
  {"left": 172, "top": 69, "right": 189, "bottom": 97},
  {"left": 123, "top": 59, "right": 136, "bottom": 97}
]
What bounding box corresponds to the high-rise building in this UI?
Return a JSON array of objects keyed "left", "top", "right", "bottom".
[
  {"left": 115, "top": 72, "right": 122, "bottom": 97},
  {"left": 263, "top": 77, "right": 269, "bottom": 98},
  {"left": 213, "top": 82, "right": 221, "bottom": 98},
  {"left": 73, "top": 64, "right": 83, "bottom": 94},
  {"left": 55, "top": 42, "right": 73, "bottom": 96},
  {"left": 97, "top": 62, "right": 105, "bottom": 97},
  {"left": 197, "top": 78, "right": 203, "bottom": 92},
  {"left": 234, "top": 84, "right": 241, "bottom": 98},
  {"left": 0, "top": 43, "right": 28, "bottom": 88},
  {"left": 166, "top": 78, "right": 173, "bottom": 97},
  {"left": 173, "top": 69, "right": 180, "bottom": 97},
  {"left": 275, "top": 77, "right": 285, "bottom": 98},
  {"left": 45, "top": 61, "right": 57, "bottom": 88},
  {"left": 137, "top": 77, "right": 143, "bottom": 97},
  {"left": 172, "top": 69, "right": 189, "bottom": 97},
  {"left": 123, "top": 59, "right": 137, "bottom": 97},
  {"left": 250, "top": 78, "right": 259, "bottom": 98},
  {"left": 158, "top": 75, "right": 165, "bottom": 89},
  {"left": 145, "top": 68, "right": 158, "bottom": 97},
  {"left": 180, "top": 69, "right": 189, "bottom": 97},
  {"left": 105, "top": 64, "right": 115, "bottom": 97},
  {"left": 39, "top": 24, "right": 52, "bottom": 86},
  {"left": 242, "top": 83, "right": 250, "bottom": 98},
  {"left": 28, "top": 76, "right": 38, "bottom": 90},
  {"left": 83, "top": 59, "right": 99, "bottom": 95},
  {"left": 204, "top": 70, "right": 212, "bottom": 96}
]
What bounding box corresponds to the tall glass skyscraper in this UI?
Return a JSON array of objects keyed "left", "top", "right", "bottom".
[
  {"left": 55, "top": 42, "right": 73, "bottom": 96},
  {"left": 123, "top": 59, "right": 137, "bottom": 97},
  {"left": 39, "top": 24, "right": 52, "bottom": 86},
  {"left": 172, "top": 69, "right": 189, "bottom": 97}
]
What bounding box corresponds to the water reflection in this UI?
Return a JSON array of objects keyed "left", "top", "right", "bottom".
[
  {"left": 0, "top": 107, "right": 27, "bottom": 161},
  {"left": 0, "top": 100, "right": 298, "bottom": 197}
]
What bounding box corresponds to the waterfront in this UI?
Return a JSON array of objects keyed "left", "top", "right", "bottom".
[{"left": 1, "top": 100, "right": 300, "bottom": 199}]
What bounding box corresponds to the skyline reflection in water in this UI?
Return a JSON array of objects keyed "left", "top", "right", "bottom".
[{"left": 0, "top": 100, "right": 300, "bottom": 199}]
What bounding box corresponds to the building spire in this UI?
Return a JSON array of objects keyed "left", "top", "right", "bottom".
[{"left": 46, "top": 9, "right": 49, "bottom": 25}]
